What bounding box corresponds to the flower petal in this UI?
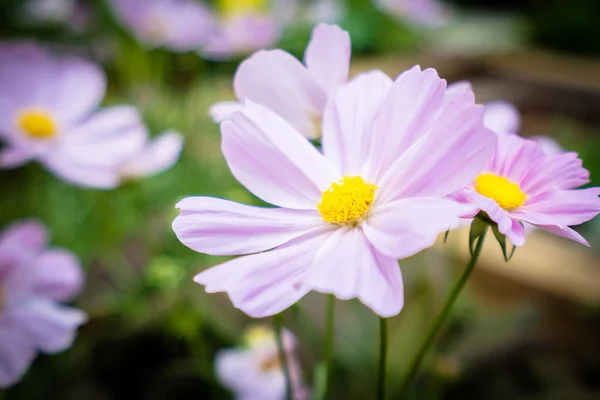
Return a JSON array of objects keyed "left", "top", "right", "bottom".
[
  {"left": 209, "top": 101, "right": 244, "bottom": 123},
  {"left": 31, "top": 249, "right": 83, "bottom": 302},
  {"left": 321, "top": 70, "right": 392, "bottom": 175},
  {"left": 0, "top": 219, "right": 48, "bottom": 254},
  {"left": 490, "top": 134, "right": 543, "bottom": 182},
  {"left": 57, "top": 106, "right": 147, "bottom": 168},
  {"left": 173, "top": 197, "right": 323, "bottom": 256},
  {"left": 520, "top": 152, "right": 589, "bottom": 196},
  {"left": 536, "top": 225, "right": 589, "bottom": 246},
  {"left": 120, "top": 131, "right": 184, "bottom": 178},
  {"left": 483, "top": 101, "right": 521, "bottom": 134},
  {"left": 304, "top": 23, "right": 351, "bottom": 97},
  {"left": 222, "top": 102, "right": 339, "bottom": 209},
  {"left": 0, "top": 316, "right": 36, "bottom": 389},
  {"left": 12, "top": 298, "right": 86, "bottom": 353},
  {"left": 364, "top": 66, "right": 446, "bottom": 181},
  {"left": 194, "top": 230, "right": 332, "bottom": 318},
  {"left": 306, "top": 228, "right": 404, "bottom": 317},
  {"left": 378, "top": 90, "right": 495, "bottom": 200},
  {"left": 467, "top": 191, "right": 526, "bottom": 246},
  {"left": 0, "top": 146, "right": 34, "bottom": 168},
  {"left": 42, "top": 156, "right": 121, "bottom": 189},
  {"left": 514, "top": 188, "right": 600, "bottom": 227},
  {"left": 363, "top": 198, "right": 470, "bottom": 259},
  {"left": 233, "top": 49, "right": 326, "bottom": 138}
]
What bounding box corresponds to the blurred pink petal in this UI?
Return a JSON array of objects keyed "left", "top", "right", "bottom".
[
  {"left": 110, "top": 0, "right": 214, "bottom": 51},
  {"left": 120, "top": 131, "right": 183, "bottom": 178},
  {"left": 0, "top": 220, "right": 86, "bottom": 388},
  {"left": 376, "top": 0, "right": 449, "bottom": 27},
  {"left": 483, "top": 101, "right": 521, "bottom": 134}
]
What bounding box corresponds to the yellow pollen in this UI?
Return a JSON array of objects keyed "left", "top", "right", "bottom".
[
  {"left": 18, "top": 109, "right": 57, "bottom": 139},
  {"left": 218, "top": 0, "right": 266, "bottom": 17},
  {"left": 475, "top": 173, "right": 527, "bottom": 210},
  {"left": 318, "top": 176, "right": 378, "bottom": 225},
  {"left": 243, "top": 325, "right": 274, "bottom": 349}
]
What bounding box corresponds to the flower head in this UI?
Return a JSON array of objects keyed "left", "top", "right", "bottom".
[
  {"left": 199, "top": 0, "right": 281, "bottom": 60},
  {"left": 0, "top": 220, "right": 86, "bottom": 388},
  {"left": 0, "top": 42, "right": 181, "bottom": 188},
  {"left": 216, "top": 325, "right": 308, "bottom": 400},
  {"left": 210, "top": 23, "right": 351, "bottom": 138},
  {"left": 173, "top": 64, "right": 495, "bottom": 318},
  {"left": 109, "top": 0, "right": 214, "bottom": 52},
  {"left": 453, "top": 132, "right": 600, "bottom": 247}
]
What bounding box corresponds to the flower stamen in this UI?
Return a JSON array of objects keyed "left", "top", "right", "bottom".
[
  {"left": 475, "top": 173, "right": 527, "bottom": 209},
  {"left": 318, "top": 176, "right": 378, "bottom": 225},
  {"left": 18, "top": 109, "right": 57, "bottom": 139}
]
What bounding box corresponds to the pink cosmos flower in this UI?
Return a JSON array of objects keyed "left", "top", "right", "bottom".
[
  {"left": 451, "top": 132, "right": 600, "bottom": 247},
  {"left": 0, "top": 220, "right": 86, "bottom": 388},
  {"left": 109, "top": 0, "right": 214, "bottom": 52},
  {"left": 375, "top": 0, "right": 448, "bottom": 27},
  {"left": 216, "top": 325, "right": 308, "bottom": 400},
  {"left": 199, "top": 0, "right": 281, "bottom": 60},
  {"left": 0, "top": 42, "right": 181, "bottom": 189},
  {"left": 173, "top": 66, "right": 495, "bottom": 318},
  {"left": 210, "top": 23, "right": 350, "bottom": 139}
]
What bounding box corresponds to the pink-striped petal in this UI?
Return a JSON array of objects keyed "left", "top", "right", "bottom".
[
  {"left": 364, "top": 66, "right": 446, "bottom": 181},
  {"left": 209, "top": 101, "right": 245, "bottom": 123},
  {"left": 0, "top": 219, "right": 48, "bottom": 254},
  {"left": 520, "top": 152, "right": 589, "bottom": 196},
  {"left": 173, "top": 197, "right": 323, "bottom": 256},
  {"left": 321, "top": 70, "right": 392, "bottom": 176},
  {"left": 378, "top": 90, "right": 495, "bottom": 200},
  {"left": 304, "top": 23, "right": 351, "bottom": 97},
  {"left": 306, "top": 228, "right": 404, "bottom": 317},
  {"left": 362, "top": 198, "right": 470, "bottom": 259},
  {"left": 489, "top": 134, "right": 543, "bottom": 182},
  {"left": 467, "top": 191, "right": 526, "bottom": 246},
  {"left": 222, "top": 102, "right": 339, "bottom": 209}
]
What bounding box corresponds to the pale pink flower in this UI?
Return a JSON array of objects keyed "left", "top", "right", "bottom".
[
  {"left": 216, "top": 325, "right": 308, "bottom": 400},
  {"left": 0, "top": 220, "right": 86, "bottom": 388},
  {"left": 109, "top": 0, "right": 214, "bottom": 52},
  {"left": 0, "top": 42, "right": 182, "bottom": 188},
  {"left": 173, "top": 66, "right": 495, "bottom": 318},
  {"left": 375, "top": 0, "right": 449, "bottom": 27},
  {"left": 209, "top": 23, "right": 351, "bottom": 139},
  {"left": 452, "top": 132, "right": 600, "bottom": 247}
]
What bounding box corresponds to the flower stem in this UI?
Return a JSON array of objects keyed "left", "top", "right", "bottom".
[
  {"left": 377, "top": 317, "right": 388, "bottom": 400},
  {"left": 274, "top": 313, "right": 293, "bottom": 400},
  {"left": 315, "top": 294, "right": 336, "bottom": 400},
  {"left": 399, "top": 228, "right": 488, "bottom": 397}
]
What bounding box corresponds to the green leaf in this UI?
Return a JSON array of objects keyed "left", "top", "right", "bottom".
[{"left": 469, "top": 217, "right": 488, "bottom": 256}]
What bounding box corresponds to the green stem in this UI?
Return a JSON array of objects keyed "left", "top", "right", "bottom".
[
  {"left": 274, "top": 313, "right": 293, "bottom": 400},
  {"left": 377, "top": 317, "right": 388, "bottom": 400},
  {"left": 399, "top": 229, "right": 488, "bottom": 397},
  {"left": 316, "top": 294, "right": 336, "bottom": 400}
]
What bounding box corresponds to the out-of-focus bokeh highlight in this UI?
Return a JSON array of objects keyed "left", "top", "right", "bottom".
[{"left": 1, "top": 0, "right": 599, "bottom": 399}]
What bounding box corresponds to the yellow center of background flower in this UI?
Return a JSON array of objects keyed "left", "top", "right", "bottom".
[
  {"left": 218, "top": 0, "right": 266, "bottom": 17},
  {"left": 243, "top": 325, "right": 274, "bottom": 348},
  {"left": 475, "top": 173, "right": 527, "bottom": 209},
  {"left": 318, "top": 176, "right": 378, "bottom": 225},
  {"left": 18, "top": 110, "right": 57, "bottom": 139}
]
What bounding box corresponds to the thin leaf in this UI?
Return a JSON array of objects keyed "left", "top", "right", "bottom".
[
  {"left": 491, "top": 224, "right": 509, "bottom": 262},
  {"left": 469, "top": 217, "right": 488, "bottom": 256}
]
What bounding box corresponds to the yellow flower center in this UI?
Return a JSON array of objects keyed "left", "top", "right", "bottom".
[
  {"left": 318, "top": 176, "right": 378, "bottom": 225},
  {"left": 18, "top": 109, "right": 57, "bottom": 139},
  {"left": 475, "top": 173, "right": 527, "bottom": 210},
  {"left": 243, "top": 325, "right": 274, "bottom": 348},
  {"left": 217, "top": 0, "right": 266, "bottom": 17}
]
